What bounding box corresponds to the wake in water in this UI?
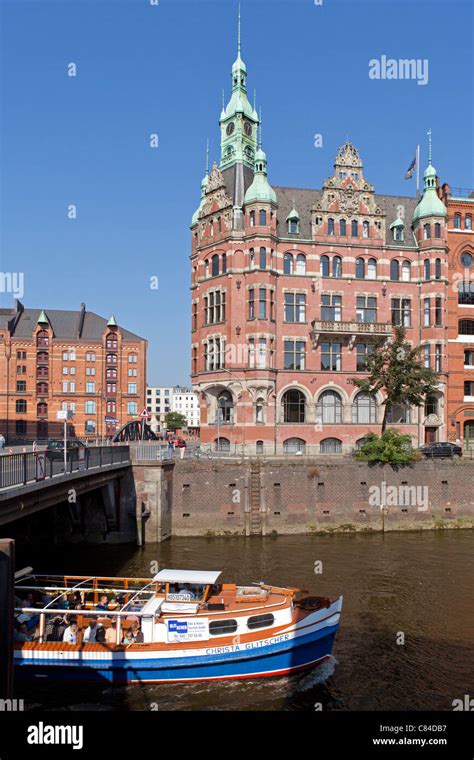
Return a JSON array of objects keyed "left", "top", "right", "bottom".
[{"left": 295, "top": 656, "right": 338, "bottom": 691}]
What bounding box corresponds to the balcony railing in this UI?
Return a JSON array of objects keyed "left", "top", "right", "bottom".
[{"left": 311, "top": 319, "right": 392, "bottom": 349}]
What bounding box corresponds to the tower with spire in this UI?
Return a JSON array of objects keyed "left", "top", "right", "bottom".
[{"left": 413, "top": 129, "right": 447, "bottom": 224}]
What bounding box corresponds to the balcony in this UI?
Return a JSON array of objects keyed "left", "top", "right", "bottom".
[{"left": 311, "top": 319, "right": 392, "bottom": 349}]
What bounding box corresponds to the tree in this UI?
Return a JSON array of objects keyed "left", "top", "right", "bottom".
[
  {"left": 355, "top": 429, "right": 415, "bottom": 465},
  {"left": 350, "top": 327, "right": 440, "bottom": 432},
  {"left": 165, "top": 412, "right": 187, "bottom": 431}
]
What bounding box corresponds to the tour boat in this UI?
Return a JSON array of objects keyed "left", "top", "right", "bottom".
[{"left": 13, "top": 569, "right": 343, "bottom": 683}]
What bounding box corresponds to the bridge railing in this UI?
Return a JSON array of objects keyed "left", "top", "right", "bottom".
[{"left": 0, "top": 445, "right": 130, "bottom": 490}]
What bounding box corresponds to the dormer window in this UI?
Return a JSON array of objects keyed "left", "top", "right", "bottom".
[
  {"left": 393, "top": 226, "right": 404, "bottom": 241},
  {"left": 288, "top": 217, "right": 299, "bottom": 234}
]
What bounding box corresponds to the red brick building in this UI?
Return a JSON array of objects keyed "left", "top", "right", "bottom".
[
  {"left": 441, "top": 186, "right": 474, "bottom": 446},
  {"left": 0, "top": 301, "right": 147, "bottom": 443},
  {"left": 190, "top": 41, "right": 449, "bottom": 455}
]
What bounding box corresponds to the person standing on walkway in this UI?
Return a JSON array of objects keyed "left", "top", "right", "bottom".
[{"left": 0, "top": 434, "right": 5, "bottom": 450}]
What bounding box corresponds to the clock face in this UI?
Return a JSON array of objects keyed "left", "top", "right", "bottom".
[
  {"left": 244, "top": 121, "right": 252, "bottom": 136},
  {"left": 226, "top": 122, "right": 235, "bottom": 136},
  {"left": 461, "top": 252, "right": 473, "bottom": 268}
]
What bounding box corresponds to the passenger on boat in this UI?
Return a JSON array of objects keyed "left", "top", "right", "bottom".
[
  {"left": 104, "top": 620, "right": 117, "bottom": 645},
  {"left": 178, "top": 583, "right": 195, "bottom": 599},
  {"left": 95, "top": 627, "right": 106, "bottom": 643},
  {"left": 96, "top": 595, "right": 109, "bottom": 611},
  {"left": 122, "top": 629, "right": 135, "bottom": 644},
  {"left": 62, "top": 621, "right": 78, "bottom": 644},
  {"left": 83, "top": 618, "right": 100, "bottom": 643},
  {"left": 44, "top": 615, "right": 66, "bottom": 642},
  {"left": 14, "top": 622, "right": 34, "bottom": 642},
  {"left": 131, "top": 622, "right": 144, "bottom": 643}
]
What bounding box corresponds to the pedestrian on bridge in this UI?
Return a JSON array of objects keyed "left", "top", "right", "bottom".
[{"left": 0, "top": 434, "right": 5, "bottom": 450}]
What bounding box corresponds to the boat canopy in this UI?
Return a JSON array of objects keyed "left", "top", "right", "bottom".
[{"left": 152, "top": 569, "right": 222, "bottom": 585}]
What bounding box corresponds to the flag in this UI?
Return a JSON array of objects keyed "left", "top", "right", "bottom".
[{"left": 405, "top": 154, "right": 417, "bottom": 180}]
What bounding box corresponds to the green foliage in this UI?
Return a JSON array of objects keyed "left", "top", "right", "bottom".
[
  {"left": 165, "top": 412, "right": 187, "bottom": 431},
  {"left": 355, "top": 429, "right": 415, "bottom": 465},
  {"left": 350, "top": 327, "right": 440, "bottom": 431}
]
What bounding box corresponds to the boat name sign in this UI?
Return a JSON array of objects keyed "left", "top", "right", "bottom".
[{"left": 205, "top": 633, "right": 291, "bottom": 656}]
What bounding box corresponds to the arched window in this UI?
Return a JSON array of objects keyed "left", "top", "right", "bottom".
[
  {"left": 284, "top": 437, "right": 306, "bottom": 454},
  {"left": 339, "top": 219, "right": 346, "bottom": 236},
  {"left": 352, "top": 392, "right": 376, "bottom": 423},
  {"left": 106, "top": 332, "right": 117, "bottom": 350},
  {"left": 459, "top": 320, "right": 474, "bottom": 335},
  {"left": 465, "top": 215, "right": 472, "bottom": 230},
  {"left": 255, "top": 399, "right": 264, "bottom": 424},
  {"left": 362, "top": 220, "right": 370, "bottom": 238},
  {"left": 249, "top": 248, "right": 255, "bottom": 270},
  {"left": 351, "top": 220, "right": 358, "bottom": 237},
  {"left": 222, "top": 253, "right": 227, "bottom": 273},
  {"left": 36, "top": 330, "right": 49, "bottom": 348},
  {"left": 282, "top": 389, "right": 306, "bottom": 423},
  {"left": 390, "top": 259, "right": 400, "bottom": 281},
  {"left": 333, "top": 256, "right": 342, "bottom": 278},
  {"left": 217, "top": 391, "right": 233, "bottom": 424},
  {"left": 37, "top": 382, "right": 48, "bottom": 395},
  {"left": 320, "top": 255, "right": 330, "bottom": 277},
  {"left": 434, "top": 222, "right": 441, "bottom": 238},
  {"left": 316, "top": 390, "right": 342, "bottom": 424},
  {"left": 435, "top": 258, "right": 441, "bottom": 279},
  {"left": 424, "top": 259, "right": 431, "bottom": 280},
  {"left": 320, "top": 437, "right": 342, "bottom": 454},
  {"left": 283, "top": 253, "right": 293, "bottom": 275},
  {"left": 295, "top": 254, "right": 306, "bottom": 275},
  {"left": 328, "top": 218, "right": 335, "bottom": 236},
  {"left": 211, "top": 254, "right": 220, "bottom": 277},
  {"left": 259, "top": 247, "right": 267, "bottom": 269},
  {"left": 402, "top": 260, "right": 411, "bottom": 282},
  {"left": 256, "top": 440, "right": 264, "bottom": 454},
  {"left": 204, "top": 259, "right": 209, "bottom": 277},
  {"left": 37, "top": 402, "right": 47, "bottom": 417},
  {"left": 355, "top": 257, "right": 365, "bottom": 279},
  {"left": 423, "top": 223, "right": 431, "bottom": 240},
  {"left": 215, "top": 437, "right": 230, "bottom": 452},
  {"left": 367, "top": 258, "right": 377, "bottom": 279},
  {"left": 259, "top": 209, "right": 267, "bottom": 226},
  {"left": 249, "top": 210, "right": 255, "bottom": 227}
]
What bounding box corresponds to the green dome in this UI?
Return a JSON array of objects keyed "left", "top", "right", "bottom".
[
  {"left": 413, "top": 163, "right": 447, "bottom": 222},
  {"left": 244, "top": 146, "right": 277, "bottom": 205}
]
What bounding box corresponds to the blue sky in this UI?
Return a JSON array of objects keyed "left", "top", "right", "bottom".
[{"left": 1, "top": 0, "right": 472, "bottom": 385}]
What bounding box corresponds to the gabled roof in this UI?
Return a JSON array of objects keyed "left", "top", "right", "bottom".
[{"left": 10, "top": 308, "right": 145, "bottom": 341}]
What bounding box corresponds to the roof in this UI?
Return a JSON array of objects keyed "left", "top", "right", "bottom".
[
  {"left": 152, "top": 569, "right": 222, "bottom": 585},
  {"left": 9, "top": 307, "right": 145, "bottom": 342}
]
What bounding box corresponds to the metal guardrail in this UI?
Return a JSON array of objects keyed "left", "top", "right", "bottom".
[
  {"left": 0, "top": 446, "right": 130, "bottom": 490},
  {"left": 130, "top": 444, "right": 174, "bottom": 462}
]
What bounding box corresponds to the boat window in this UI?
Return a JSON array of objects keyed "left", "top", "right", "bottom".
[
  {"left": 209, "top": 619, "right": 238, "bottom": 636},
  {"left": 247, "top": 613, "right": 275, "bottom": 630}
]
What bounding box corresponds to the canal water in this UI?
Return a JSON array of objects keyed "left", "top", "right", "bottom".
[{"left": 17, "top": 531, "right": 474, "bottom": 711}]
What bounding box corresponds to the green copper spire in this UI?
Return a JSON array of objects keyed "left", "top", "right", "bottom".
[
  {"left": 220, "top": 6, "right": 259, "bottom": 171},
  {"left": 413, "top": 129, "right": 447, "bottom": 222},
  {"left": 107, "top": 315, "right": 118, "bottom": 327},
  {"left": 37, "top": 309, "right": 49, "bottom": 324},
  {"left": 244, "top": 112, "right": 277, "bottom": 206}
]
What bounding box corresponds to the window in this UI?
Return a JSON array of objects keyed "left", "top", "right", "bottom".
[
  {"left": 217, "top": 391, "right": 233, "bottom": 424},
  {"left": 390, "top": 259, "right": 400, "bottom": 281},
  {"left": 206, "top": 290, "right": 226, "bottom": 324},
  {"left": 69, "top": 381, "right": 75, "bottom": 393},
  {"left": 333, "top": 256, "right": 342, "bottom": 278},
  {"left": 107, "top": 383, "right": 116, "bottom": 394},
  {"left": 86, "top": 352, "right": 96, "bottom": 362},
  {"left": 222, "top": 253, "right": 227, "bottom": 273},
  {"left": 16, "top": 381, "right": 26, "bottom": 392},
  {"left": 283, "top": 253, "right": 293, "bottom": 275},
  {"left": 209, "top": 619, "right": 237, "bottom": 636},
  {"left": 317, "top": 391, "right": 342, "bottom": 424},
  {"left": 283, "top": 437, "right": 306, "bottom": 453},
  {"left": 356, "top": 296, "right": 377, "bottom": 324},
  {"left": 351, "top": 220, "right": 358, "bottom": 237},
  {"left": 259, "top": 209, "right": 267, "bottom": 226},
  {"left": 352, "top": 392, "right": 376, "bottom": 423},
  {"left": 362, "top": 220, "right": 369, "bottom": 238},
  {"left": 295, "top": 254, "right": 306, "bottom": 275},
  {"left": 386, "top": 404, "right": 410, "bottom": 424},
  {"left": 391, "top": 298, "right": 411, "bottom": 327},
  {"left": 393, "top": 224, "right": 404, "bottom": 241},
  {"left": 85, "top": 420, "right": 96, "bottom": 434},
  {"left": 288, "top": 217, "right": 299, "bottom": 233},
  {"left": 69, "top": 367, "right": 75, "bottom": 375},
  {"left": 320, "top": 438, "right": 342, "bottom": 454},
  {"left": 127, "top": 402, "right": 138, "bottom": 415},
  {"left": 128, "top": 354, "right": 137, "bottom": 363},
  {"left": 466, "top": 215, "right": 472, "bottom": 230},
  {"left": 62, "top": 351, "right": 68, "bottom": 360},
  {"left": 37, "top": 382, "right": 48, "bottom": 395},
  {"left": 423, "top": 223, "right": 431, "bottom": 240},
  {"left": 284, "top": 340, "right": 305, "bottom": 370},
  {"left": 355, "top": 257, "right": 365, "bottom": 279},
  {"left": 215, "top": 437, "right": 231, "bottom": 453},
  {"left": 63, "top": 367, "right": 68, "bottom": 375},
  {"left": 16, "top": 399, "right": 27, "bottom": 413},
  {"left": 328, "top": 218, "right": 335, "bottom": 236},
  {"left": 459, "top": 320, "right": 474, "bottom": 335},
  {"left": 339, "top": 219, "right": 346, "bottom": 236},
  {"left": 284, "top": 292, "right": 306, "bottom": 322},
  {"left": 435, "top": 297, "right": 442, "bottom": 326},
  {"left": 423, "top": 345, "right": 431, "bottom": 368},
  {"left": 37, "top": 402, "right": 47, "bottom": 417},
  {"left": 434, "top": 223, "right": 441, "bottom": 238},
  {"left": 204, "top": 259, "right": 209, "bottom": 277},
  {"left": 211, "top": 254, "right": 219, "bottom": 277},
  {"left": 258, "top": 288, "right": 266, "bottom": 319},
  {"left": 423, "top": 298, "right": 431, "bottom": 327},
  {"left": 402, "top": 260, "right": 411, "bottom": 281},
  {"left": 435, "top": 344, "right": 442, "bottom": 372},
  {"left": 259, "top": 247, "right": 267, "bottom": 270},
  {"left": 86, "top": 382, "right": 95, "bottom": 394},
  {"left": 248, "top": 338, "right": 255, "bottom": 368},
  {"left": 16, "top": 420, "right": 26, "bottom": 434},
  {"left": 16, "top": 351, "right": 26, "bottom": 360},
  {"left": 320, "top": 342, "right": 341, "bottom": 371},
  {"left": 128, "top": 383, "right": 137, "bottom": 394},
  {"left": 320, "top": 255, "right": 329, "bottom": 277},
  {"left": 248, "top": 289, "right": 255, "bottom": 319},
  {"left": 458, "top": 281, "right": 474, "bottom": 306},
  {"left": 464, "top": 381, "right": 474, "bottom": 397},
  {"left": 107, "top": 400, "right": 116, "bottom": 413},
  {"left": 255, "top": 401, "right": 264, "bottom": 424},
  {"left": 256, "top": 440, "right": 264, "bottom": 454},
  {"left": 85, "top": 401, "right": 96, "bottom": 414},
  {"left": 356, "top": 342, "right": 373, "bottom": 371},
  {"left": 106, "top": 333, "right": 118, "bottom": 350},
  {"left": 424, "top": 259, "right": 431, "bottom": 280},
  {"left": 257, "top": 338, "right": 266, "bottom": 369},
  {"left": 282, "top": 390, "right": 306, "bottom": 423},
  {"left": 247, "top": 614, "right": 274, "bottom": 630},
  {"left": 367, "top": 258, "right": 377, "bottom": 279},
  {"left": 322, "top": 294, "right": 342, "bottom": 321},
  {"left": 424, "top": 396, "right": 438, "bottom": 416},
  {"left": 249, "top": 210, "right": 255, "bottom": 227},
  {"left": 454, "top": 213, "right": 461, "bottom": 229},
  {"left": 434, "top": 258, "right": 441, "bottom": 279},
  {"left": 205, "top": 337, "right": 225, "bottom": 370}
]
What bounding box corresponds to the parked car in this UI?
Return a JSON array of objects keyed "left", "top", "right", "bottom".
[
  {"left": 45, "top": 439, "right": 90, "bottom": 463},
  {"left": 420, "top": 442, "right": 462, "bottom": 458}
]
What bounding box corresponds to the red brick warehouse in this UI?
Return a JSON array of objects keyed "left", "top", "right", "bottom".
[{"left": 190, "top": 25, "right": 449, "bottom": 455}]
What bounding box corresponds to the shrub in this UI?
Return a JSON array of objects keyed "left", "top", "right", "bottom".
[{"left": 355, "top": 429, "right": 415, "bottom": 466}]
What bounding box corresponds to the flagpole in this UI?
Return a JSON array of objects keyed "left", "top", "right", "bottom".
[{"left": 416, "top": 144, "right": 420, "bottom": 199}]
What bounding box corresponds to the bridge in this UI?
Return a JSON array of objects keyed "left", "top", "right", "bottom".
[{"left": 0, "top": 446, "right": 131, "bottom": 527}]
